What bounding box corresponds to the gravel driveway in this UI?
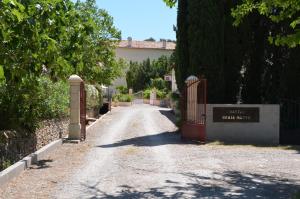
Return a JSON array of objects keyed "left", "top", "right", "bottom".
[{"left": 1, "top": 104, "right": 300, "bottom": 198}]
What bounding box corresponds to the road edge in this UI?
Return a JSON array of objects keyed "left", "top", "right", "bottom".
[{"left": 0, "top": 110, "right": 111, "bottom": 187}]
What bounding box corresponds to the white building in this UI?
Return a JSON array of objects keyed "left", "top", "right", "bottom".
[{"left": 113, "top": 38, "right": 177, "bottom": 93}]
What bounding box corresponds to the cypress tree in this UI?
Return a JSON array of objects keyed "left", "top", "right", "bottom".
[
  {"left": 223, "top": 1, "right": 244, "bottom": 103},
  {"left": 187, "top": 0, "right": 225, "bottom": 103},
  {"left": 174, "top": 0, "right": 190, "bottom": 91},
  {"left": 174, "top": 0, "right": 300, "bottom": 105},
  {"left": 241, "top": 13, "right": 268, "bottom": 104},
  {"left": 282, "top": 47, "right": 300, "bottom": 100}
]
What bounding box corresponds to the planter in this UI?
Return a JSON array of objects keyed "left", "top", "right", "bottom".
[{"left": 118, "top": 102, "right": 133, "bottom": 107}]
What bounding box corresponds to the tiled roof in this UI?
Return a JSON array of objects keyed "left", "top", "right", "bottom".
[{"left": 118, "top": 40, "right": 176, "bottom": 50}]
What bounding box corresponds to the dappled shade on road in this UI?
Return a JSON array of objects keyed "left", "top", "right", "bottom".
[{"left": 81, "top": 170, "right": 300, "bottom": 199}]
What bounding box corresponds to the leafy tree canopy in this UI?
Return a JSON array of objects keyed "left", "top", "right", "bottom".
[
  {"left": 0, "top": 0, "right": 122, "bottom": 132},
  {"left": 232, "top": 0, "right": 300, "bottom": 47},
  {"left": 126, "top": 55, "right": 174, "bottom": 92},
  {"left": 0, "top": 0, "right": 122, "bottom": 84},
  {"left": 163, "top": 0, "right": 177, "bottom": 8},
  {"left": 163, "top": 0, "right": 300, "bottom": 47}
]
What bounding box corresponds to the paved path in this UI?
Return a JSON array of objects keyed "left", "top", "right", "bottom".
[{"left": 1, "top": 104, "right": 300, "bottom": 198}]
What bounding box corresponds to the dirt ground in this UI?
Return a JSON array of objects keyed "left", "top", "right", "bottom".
[{"left": 1, "top": 104, "right": 300, "bottom": 199}]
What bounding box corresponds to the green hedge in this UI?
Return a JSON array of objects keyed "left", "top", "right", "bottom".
[
  {"left": 0, "top": 76, "right": 69, "bottom": 132},
  {"left": 113, "top": 94, "right": 133, "bottom": 102},
  {"left": 143, "top": 88, "right": 167, "bottom": 100}
]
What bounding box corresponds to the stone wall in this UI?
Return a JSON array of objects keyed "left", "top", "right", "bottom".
[
  {"left": 0, "top": 118, "right": 69, "bottom": 170},
  {"left": 35, "top": 118, "right": 69, "bottom": 150}
]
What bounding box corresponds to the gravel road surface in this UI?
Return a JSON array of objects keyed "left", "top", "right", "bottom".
[
  {"left": 54, "top": 105, "right": 300, "bottom": 199},
  {"left": 1, "top": 104, "right": 300, "bottom": 199}
]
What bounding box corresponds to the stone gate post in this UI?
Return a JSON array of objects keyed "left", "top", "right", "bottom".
[
  {"left": 68, "top": 75, "right": 83, "bottom": 140},
  {"left": 150, "top": 90, "right": 157, "bottom": 105}
]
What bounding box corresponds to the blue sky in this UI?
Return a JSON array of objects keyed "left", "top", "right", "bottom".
[{"left": 95, "top": 0, "right": 177, "bottom": 41}]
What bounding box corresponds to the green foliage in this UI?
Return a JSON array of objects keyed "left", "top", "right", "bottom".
[
  {"left": 155, "top": 89, "right": 167, "bottom": 99},
  {"left": 126, "top": 56, "right": 173, "bottom": 92},
  {"left": 163, "top": 0, "right": 177, "bottom": 8},
  {"left": 293, "top": 191, "right": 300, "bottom": 199},
  {"left": 172, "top": 0, "right": 300, "bottom": 105},
  {"left": 174, "top": 0, "right": 189, "bottom": 91},
  {"left": 143, "top": 89, "right": 151, "bottom": 99},
  {"left": 170, "top": 91, "right": 180, "bottom": 101},
  {"left": 86, "top": 84, "right": 103, "bottom": 110},
  {"left": 0, "top": 76, "right": 69, "bottom": 132},
  {"left": 169, "top": 0, "right": 300, "bottom": 47},
  {"left": 188, "top": 0, "right": 225, "bottom": 103},
  {"left": 113, "top": 94, "right": 133, "bottom": 102},
  {"left": 144, "top": 37, "right": 156, "bottom": 42},
  {"left": 2, "top": 159, "right": 12, "bottom": 170},
  {"left": 39, "top": 77, "right": 69, "bottom": 119},
  {"left": 0, "top": 0, "right": 122, "bottom": 132},
  {"left": 116, "top": 86, "right": 128, "bottom": 95},
  {"left": 143, "top": 88, "right": 167, "bottom": 100},
  {"left": 175, "top": 0, "right": 225, "bottom": 103},
  {"left": 150, "top": 78, "right": 167, "bottom": 91},
  {"left": 232, "top": 0, "right": 300, "bottom": 47}
]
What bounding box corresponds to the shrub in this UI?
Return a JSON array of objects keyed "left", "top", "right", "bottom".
[
  {"left": 143, "top": 88, "right": 167, "bottom": 100},
  {"left": 0, "top": 76, "right": 69, "bottom": 132},
  {"left": 293, "top": 191, "right": 300, "bottom": 199},
  {"left": 86, "top": 84, "right": 103, "bottom": 110},
  {"left": 143, "top": 89, "right": 151, "bottom": 99},
  {"left": 170, "top": 91, "right": 180, "bottom": 101},
  {"left": 116, "top": 86, "right": 128, "bottom": 95},
  {"left": 156, "top": 89, "right": 167, "bottom": 99},
  {"left": 39, "top": 77, "right": 69, "bottom": 119},
  {"left": 150, "top": 78, "right": 167, "bottom": 91},
  {"left": 113, "top": 94, "right": 133, "bottom": 102}
]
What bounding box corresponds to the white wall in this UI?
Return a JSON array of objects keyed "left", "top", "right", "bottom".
[
  {"left": 116, "top": 47, "right": 174, "bottom": 62},
  {"left": 206, "top": 104, "right": 280, "bottom": 144}
]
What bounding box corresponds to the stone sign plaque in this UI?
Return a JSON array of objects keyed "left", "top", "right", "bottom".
[{"left": 213, "top": 107, "right": 259, "bottom": 123}]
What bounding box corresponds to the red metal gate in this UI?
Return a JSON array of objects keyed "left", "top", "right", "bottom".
[
  {"left": 80, "top": 82, "right": 86, "bottom": 141},
  {"left": 181, "top": 77, "right": 207, "bottom": 142}
]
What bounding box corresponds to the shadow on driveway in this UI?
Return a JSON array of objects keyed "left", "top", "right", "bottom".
[
  {"left": 81, "top": 170, "right": 300, "bottom": 199},
  {"left": 97, "top": 131, "right": 198, "bottom": 148},
  {"left": 159, "top": 109, "right": 176, "bottom": 126}
]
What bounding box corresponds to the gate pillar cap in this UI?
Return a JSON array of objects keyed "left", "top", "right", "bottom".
[
  {"left": 69, "top": 75, "right": 83, "bottom": 84},
  {"left": 185, "top": 75, "right": 198, "bottom": 83}
]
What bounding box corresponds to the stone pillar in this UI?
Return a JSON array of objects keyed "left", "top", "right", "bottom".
[
  {"left": 150, "top": 90, "right": 157, "bottom": 105},
  {"left": 68, "top": 75, "right": 83, "bottom": 140},
  {"left": 129, "top": 88, "right": 133, "bottom": 95}
]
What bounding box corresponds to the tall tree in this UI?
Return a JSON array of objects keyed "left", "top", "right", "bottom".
[
  {"left": 0, "top": 0, "right": 122, "bottom": 132},
  {"left": 187, "top": 0, "right": 225, "bottom": 103},
  {"left": 174, "top": 0, "right": 189, "bottom": 91},
  {"left": 223, "top": 1, "right": 244, "bottom": 103},
  {"left": 232, "top": 0, "right": 300, "bottom": 47}
]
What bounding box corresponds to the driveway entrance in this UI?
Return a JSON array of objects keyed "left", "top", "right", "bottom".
[{"left": 1, "top": 105, "right": 299, "bottom": 199}]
